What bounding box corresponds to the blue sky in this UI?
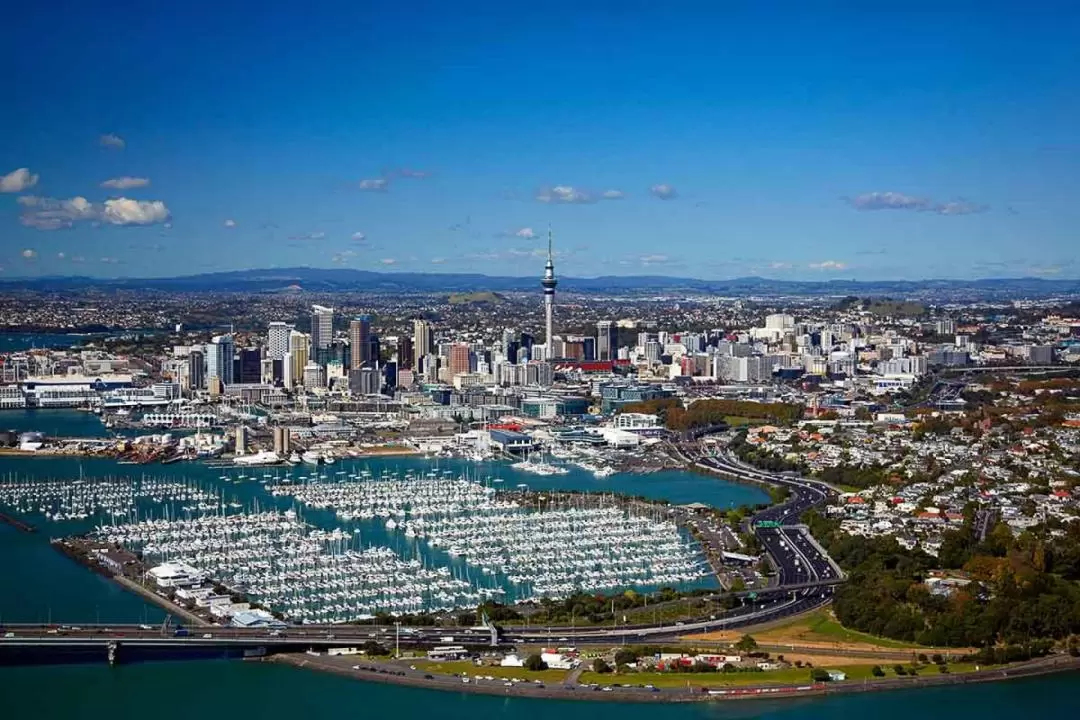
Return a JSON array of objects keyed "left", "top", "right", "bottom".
[{"left": 2, "top": 2, "right": 1079, "bottom": 280}]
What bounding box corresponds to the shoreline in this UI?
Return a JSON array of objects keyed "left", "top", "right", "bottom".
[{"left": 268, "top": 651, "right": 1080, "bottom": 704}]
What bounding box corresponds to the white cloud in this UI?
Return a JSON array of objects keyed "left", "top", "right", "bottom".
[
  {"left": 101, "top": 198, "right": 170, "bottom": 225},
  {"left": 397, "top": 168, "right": 430, "bottom": 178},
  {"left": 100, "top": 133, "right": 125, "bottom": 149},
  {"left": 21, "top": 249, "right": 37, "bottom": 259},
  {"left": 224, "top": 219, "right": 237, "bottom": 228},
  {"left": 101, "top": 176, "right": 150, "bottom": 190},
  {"left": 18, "top": 195, "right": 97, "bottom": 230},
  {"left": 19, "top": 195, "right": 168, "bottom": 229},
  {"left": 769, "top": 262, "right": 793, "bottom": 270},
  {"left": 57, "top": 252, "right": 66, "bottom": 259},
  {"left": 0, "top": 168, "right": 39, "bottom": 193},
  {"left": 846, "top": 191, "right": 987, "bottom": 215},
  {"left": 515, "top": 227, "right": 536, "bottom": 239},
  {"left": 430, "top": 257, "right": 446, "bottom": 264},
  {"left": 289, "top": 231, "right": 326, "bottom": 241},
  {"left": 536, "top": 185, "right": 594, "bottom": 204},
  {"left": 359, "top": 177, "right": 389, "bottom": 192},
  {"left": 351, "top": 231, "right": 367, "bottom": 242},
  {"left": 601, "top": 189, "right": 625, "bottom": 200},
  {"left": 649, "top": 184, "right": 677, "bottom": 200},
  {"left": 379, "top": 258, "right": 397, "bottom": 265},
  {"left": 100, "top": 257, "right": 119, "bottom": 264},
  {"left": 809, "top": 260, "right": 848, "bottom": 271},
  {"left": 639, "top": 254, "right": 670, "bottom": 266}
]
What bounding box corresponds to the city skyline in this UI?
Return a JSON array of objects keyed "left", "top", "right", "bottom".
[{"left": 3, "top": 4, "right": 1079, "bottom": 280}]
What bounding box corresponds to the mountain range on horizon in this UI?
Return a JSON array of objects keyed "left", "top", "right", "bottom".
[{"left": 2, "top": 267, "right": 1079, "bottom": 298}]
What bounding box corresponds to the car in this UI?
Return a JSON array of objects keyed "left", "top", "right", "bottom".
[
  {"left": 138, "top": 624, "right": 152, "bottom": 630},
  {"left": 409, "top": 665, "right": 417, "bottom": 670},
  {"left": 202, "top": 633, "right": 213, "bottom": 639},
  {"left": 4, "top": 632, "right": 14, "bottom": 638},
  {"left": 462, "top": 677, "right": 470, "bottom": 684},
  {"left": 602, "top": 686, "right": 613, "bottom": 692},
  {"left": 503, "top": 681, "right": 513, "bottom": 687},
  {"left": 424, "top": 674, "right": 434, "bottom": 680}
]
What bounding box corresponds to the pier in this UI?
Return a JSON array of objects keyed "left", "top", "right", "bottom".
[{"left": 0, "top": 511, "right": 36, "bottom": 533}]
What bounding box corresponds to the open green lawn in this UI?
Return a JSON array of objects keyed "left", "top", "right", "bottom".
[
  {"left": 415, "top": 659, "right": 570, "bottom": 683},
  {"left": 800, "top": 611, "right": 929, "bottom": 649},
  {"left": 578, "top": 662, "right": 987, "bottom": 689}
]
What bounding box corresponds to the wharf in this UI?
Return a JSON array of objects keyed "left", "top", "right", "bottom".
[
  {"left": 50, "top": 537, "right": 210, "bottom": 628},
  {"left": 0, "top": 511, "right": 36, "bottom": 533}
]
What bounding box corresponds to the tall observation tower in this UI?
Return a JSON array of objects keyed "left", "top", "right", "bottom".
[{"left": 541, "top": 226, "right": 557, "bottom": 350}]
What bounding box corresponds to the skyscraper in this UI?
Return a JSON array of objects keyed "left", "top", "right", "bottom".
[
  {"left": 236, "top": 347, "right": 262, "bottom": 383},
  {"left": 206, "top": 334, "right": 234, "bottom": 386},
  {"left": 541, "top": 226, "right": 557, "bottom": 349},
  {"left": 349, "top": 316, "right": 371, "bottom": 369},
  {"left": 289, "top": 330, "right": 309, "bottom": 386},
  {"left": 310, "top": 305, "right": 334, "bottom": 351},
  {"left": 188, "top": 349, "right": 205, "bottom": 391},
  {"left": 597, "top": 320, "right": 617, "bottom": 361},
  {"left": 397, "top": 336, "right": 413, "bottom": 369},
  {"left": 449, "top": 342, "right": 471, "bottom": 377},
  {"left": 412, "top": 318, "right": 433, "bottom": 370},
  {"left": 267, "top": 322, "right": 294, "bottom": 360}
]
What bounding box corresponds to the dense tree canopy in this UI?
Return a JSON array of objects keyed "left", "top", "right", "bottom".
[{"left": 806, "top": 510, "right": 1080, "bottom": 648}]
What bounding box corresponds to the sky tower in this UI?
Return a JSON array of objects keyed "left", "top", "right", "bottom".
[{"left": 541, "top": 226, "right": 557, "bottom": 350}]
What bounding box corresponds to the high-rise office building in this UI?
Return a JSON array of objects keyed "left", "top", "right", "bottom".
[
  {"left": 367, "top": 334, "right": 381, "bottom": 368},
  {"left": 449, "top": 343, "right": 472, "bottom": 377},
  {"left": 206, "top": 334, "right": 234, "bottom": 386},
  {"left": 310, "top": 305, "right": 334, "bottom": 352},
  {"left": 412, "top": 318, "right": 433, "bottom": 370},
  {"left": 236, "top": 347, "right": 262, "bottom": 384},
  {"left": 397, "top": 336, "right": 413, "bottom": 369},
  {"left": 349, "top": 316, "right": 371, "bottom": 369},
  {"left": 289, "top": 330, "right": 309, "bottom": 386},
  {"left": 267, "top": 322, "right": 294, "bottom": 360},
  {"left": 188, "top": 349, "right": 205, "bottom": 391},
  {"left": 596, "top": 320, "right": 617, "bottom": 361}
]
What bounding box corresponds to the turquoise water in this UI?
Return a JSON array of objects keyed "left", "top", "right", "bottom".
[
  {"left": 0, "top": 659, "right": 1075, "bottom": 719},
  {"left": 0, "top": 431, "right": 770, "bottom": 622}
]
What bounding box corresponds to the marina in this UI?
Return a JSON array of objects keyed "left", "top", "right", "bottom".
[{"left": 0, "top": 450, "right": 752, "bottom": 625}]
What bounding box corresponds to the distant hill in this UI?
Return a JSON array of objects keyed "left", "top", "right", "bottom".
[
  {"left": 447, "top": 291, "right": 507, "bottom": 305},
  {"left": 1, "top": 267, "right": 1078, "bottom": 298}
]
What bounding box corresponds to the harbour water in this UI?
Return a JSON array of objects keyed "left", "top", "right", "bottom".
[
  {"left": 1, "top": 409, "right": 1076, "bottom": 714},
  {"left": 0, "top": 332, "right": 102, "bottom": 352},
  {"left": 1, "top": 658, "right": 1075, "bottom": 719}
]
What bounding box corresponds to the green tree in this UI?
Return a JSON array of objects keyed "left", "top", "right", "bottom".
[
  {"left": 524, "top": 653, "right": 548, "bottom": 671},
  {"left": 734, "top": 634, "right": 759, "bottom": 653},
  {"left": 871, "top": 665, "right": 884, "bottom": 677},
  {"left": 810, "top": 668, "right": 831, "bottom": 682},
  {"left": 592, "top": 658, "right": 612, "bottom": 674}
]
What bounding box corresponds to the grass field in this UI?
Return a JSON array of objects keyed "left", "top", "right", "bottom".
[
  {"left": 415, "top": 660, "right": 570, "bottom": 683},
  {"left": 799, "top": 611, "right": 926, "bottom": 649},
  {"left": 578, "top": 662, "right": 986, "bottom": 689},
  {"left": 690, "top": 609, "right": 932, "bottom": 651}
]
